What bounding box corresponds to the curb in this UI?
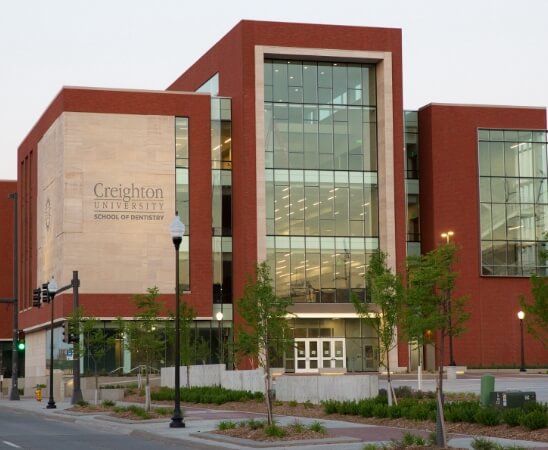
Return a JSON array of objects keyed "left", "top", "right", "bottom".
[{"left": 189, "top": 431, "right": 362, "bottom": 448}]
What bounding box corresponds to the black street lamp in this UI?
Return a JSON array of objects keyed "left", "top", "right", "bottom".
[
  {"left": 169, "top": 213, "right": 185, "bottom": 428},
  {"left": 517, "top": 310, "right": 526, "bottom": 372},
  {"left": 46, "top": 276, "right": 58, "bottom": 409},
  {"left": 216, "top": 311, "right": 223, "bottom": 364},
  {"left": 441, "top": 230, "right": 456, "bottom": 367}
]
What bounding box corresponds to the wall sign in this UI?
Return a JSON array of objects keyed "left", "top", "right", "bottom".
[{"left": 93, "top": 182, "right": 165, "bottom": 221}]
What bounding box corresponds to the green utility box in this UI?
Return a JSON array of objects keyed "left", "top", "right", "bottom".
[
  {"left": 480, "top": 374, "right": 495, "bottom": 406},
  {"left": 489, "top": 391, "right": 536, "bottom": 408}
]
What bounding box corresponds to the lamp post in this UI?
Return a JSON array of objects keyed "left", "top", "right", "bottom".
[
  {"left": 441, "top": 230, "right": 456, "bottom": 367},
  {"left": 169, "top": 213, "right": 185, "bottom": 428},
  {"left": 517, "top": 311, "right": 526, "bottom": 372},
  {"left": 216, "top": 311, "right": 223, "bottom": 364},
  {"left": 46, "top": 276, "right": 58, "bottom": 409}
]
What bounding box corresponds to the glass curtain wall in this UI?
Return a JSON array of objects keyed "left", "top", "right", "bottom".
[
  {"left": 175, "top": 117, "right": 190, "bottom": 289},
  {"left": 404, "top": 111, "right": 421, "bottom": 257},
  {"left": 478, "top": 129, "right": 548, "bottom": 276},
  {"left": 264, "top": 59, "right": 379, "bottom": 304}
]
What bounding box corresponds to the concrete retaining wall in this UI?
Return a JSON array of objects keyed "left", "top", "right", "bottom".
[
  {"left": 161, "top": 365, "right": 378, "bottom": 404},
  {"left": 275, "top": 374, "right": 378, "bottom": 404}
]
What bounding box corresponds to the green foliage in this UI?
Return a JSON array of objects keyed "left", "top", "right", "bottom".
[
  {"left": 245, "top": 418, "right": 266, "bottom": 430},
  {"left": 520, "top": 275, "right": 548, "bottom": 346},
  {"left": 474, "top": 407, "right": 500, "bottom": 426},
  {"left": 308, "top": 421, "right": 326, "bottom": 434},
  {"left": 236, "top": 262, "right": 294, "bottom": 367},
  {"left": 151, "top": 385, "right": 263, "bottom": 404},
  {"left": 471, "top": 437, "right": 527, "bottom": 450},
  {"left": 288, "top": 400, "right": 298, "bottom": 407},
  {"left": 218, "top": 420, "right": 237, "bottom": 430},
  {"left": 520, "top": 410, "right": 548, "bottom": 430},
  {"left": 444, "top": 401, "right": 481, "bottom": 423},
  {"left": 353, "top": 250, "right": 404, "bottom": 380},
  {"left": 153, "top": 407, "right": 171, "bottom": 416},
  {"left": 405, "top": 244, "right": 469, "bottom": 394},
  {"left": 76, "top": 400, "right": 89, "bottom": 407},
  {"left": 101, "top": 400, "right": 115, "bottom": 408},
  {"left": 264, "top": 422, "right": 286, "bottom": 438},
  {"left": 289, "top": 420, "right": 306, "bottom": 433},
  {"left": 501, "top": 408, "right": 522, "bottom": 427},
  {"left": 303, "top": 400, "right": 313, "bottom": 409},
  {"left": 401, "top": 432, "right": 425, "bottom": 446}
]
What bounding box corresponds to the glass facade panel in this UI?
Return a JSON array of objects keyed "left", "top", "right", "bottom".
[
  {"left": 265, "top": 59, "right": 378, "bottom": 303},
  {"left": 478, "top": 128, "right": 548, "bottom": 276},
  {"left": 175, "top": 119, "right": 190, "bottom": 289},
  {"left": 404, "top": 111, "right": 421, "bottom": 253}
]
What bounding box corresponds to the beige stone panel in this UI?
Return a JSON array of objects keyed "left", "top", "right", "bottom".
[
  {"left": 38, "top": 112, "right": 176, "bottom": 295},
  {"left": 37, "top": 116, "right": 65, "bottom": 285},
  {"left": 25, "top": 330, "right": 47, "bottom": 381}
]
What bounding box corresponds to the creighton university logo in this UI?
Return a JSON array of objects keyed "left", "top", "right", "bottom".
[
  {"left": 45, "top": 198, "right": 51, "bottom": 230},
  {"left": 92, "top": 182, "right": 165, "bottom": 222}
]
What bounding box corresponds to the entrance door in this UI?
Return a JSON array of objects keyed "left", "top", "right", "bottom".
[
  {"left": 295, "top": 338, "right": 345, "bottom": 373},
  {"left": 295, "top": 339, "right": 320, "bottom": 373}
]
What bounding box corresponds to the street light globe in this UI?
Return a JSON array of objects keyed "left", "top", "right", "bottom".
[
  {"left": 216, "top": 311, "right": 224, "bottom": 321},
  {"left": 170, "top": 213, "right": 185, "bottom": 239},
  {"left": 517, "top": 310, "right": 525, "bottom": 320},
  {"left": 48, "top": 276, "right": 58, "bottom": 294}
]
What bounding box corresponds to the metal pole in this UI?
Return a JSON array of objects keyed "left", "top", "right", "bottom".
[
  {"left": 9, "top": 192, "right": 19, "bottom": 400},
  {"left": 519, "top": 318, "right": 526, "bottom": 372},
  {"left": 448, "top": 293, "right": 456, "bottom": 366},
  {"left": 47, "top": 295, "right": 56, "bottom": 409},
  {"left": 71, "top": 271, "right": 83, "bottom": 404},
  {"left": 170, "top": 237, "right": 184, "bottom": 428}
]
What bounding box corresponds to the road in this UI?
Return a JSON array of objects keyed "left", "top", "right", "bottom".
[{"left": 0, "top": 408, "right": 200, "bottom": 450}]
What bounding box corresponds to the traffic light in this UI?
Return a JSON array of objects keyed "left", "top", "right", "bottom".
[
  {"left": 41, "top": 283, "right": 50, "bottom": 303},
  {"left": 32, "top": 288, "right": 41, "bottom": 308},
  {"left": 17, "top": 330, "right": 25, "bottom": 351},
  {"left": 62, "top": 321, "right": 70, "bottom": 344}
]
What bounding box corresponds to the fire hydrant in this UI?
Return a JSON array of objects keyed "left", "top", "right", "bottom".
[{"left": 35, "top": 387, "right": 43, "bottom": 402}]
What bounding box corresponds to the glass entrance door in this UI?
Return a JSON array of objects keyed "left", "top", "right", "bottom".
[{"left": 295, "top": 338, "right": 345, "bottom": 373}]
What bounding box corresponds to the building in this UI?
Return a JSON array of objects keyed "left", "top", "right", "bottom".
[{"left": 1, "top": 20, "right": 546, "bottom": 382}]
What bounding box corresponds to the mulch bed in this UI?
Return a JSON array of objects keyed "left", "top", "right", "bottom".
[{"left": 97, "top": 395, "right": 548, "bottom": 442}]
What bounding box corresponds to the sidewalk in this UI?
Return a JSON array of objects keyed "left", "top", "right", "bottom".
[{"left": 1, "top": 398, "right": 547, "bottom": 449}]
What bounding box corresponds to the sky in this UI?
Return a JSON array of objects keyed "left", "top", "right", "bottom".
[{"left": 1, "top": 0, "right": 547, "bottom": 180}]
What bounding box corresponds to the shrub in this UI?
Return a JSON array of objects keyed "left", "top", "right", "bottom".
[
  {"left": 387, "top": 404, "right": 402, "bottom": 419},
  {"left": 394, "top": 385, "right": 413, "bottom": 399},
  {"left": 303, "top": 400, "right": 314, "bottom": 409},
  {"left": 373, "top": 404, "right": 388, "bottom": 418},
  {"left": 101, "top": 400, "right": 115, "bottom": 408},
  {"left": 289, "top": 420, "right": 306, "bottom": 433},
  {"left": 273, "top": 400, "right": 283, "bottom": 406},
  {"left": 308, "top": 421, "right": 326, "bottom": 434},
  {"left": 520, "top": 410, "right": 548, "bottom": 430},
  {"left": 245, "top": 418, "right": 266, "bottom": 430},
  {"left": 265, "top": 423, "right": 286, "bottom": 438},
  {"left": 474, "top": 407, "right": 500, "bottom": 426},
  {"left": 76, "top": 400, "right": 89, "bottom": 407},
  {"left": 501, "top": 408, "right": 522, "bottom": 427},
  {"left": 218, "top": 420, "right": 237, "bottom": 430},
  {"left": 151, "top": 386, "right": 263, "bottom": 404},
  {"left": 444, "top": 400, "right": 481, "bottom": 423},
  {"left": 153, "top": 407, "right": 171, "bottom": 416},
  {"left": 358, "top": 399, "right": 378, "bottom": 417},
  {"left": 322, "top": 400, "right": 339, "bottom": 415},
  {"left": 288, "top": 400, "right": 298, "bottom": 407},
  {"left": 399, "top": 432, "right": 426, "bottom": 448}
]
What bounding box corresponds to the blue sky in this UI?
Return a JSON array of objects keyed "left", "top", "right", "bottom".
[{"left": 1, "top": 0, "right": 547, "bottom": 180}]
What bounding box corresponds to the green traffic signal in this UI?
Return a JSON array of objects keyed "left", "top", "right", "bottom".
[{"left": 17, "top": 341, "right": 25, "bottom": 351}]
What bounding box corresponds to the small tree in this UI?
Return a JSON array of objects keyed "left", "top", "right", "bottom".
[
  {"left": 168, "top": 298, "right": 196, "bottom": 388},
  {"left": 123, "top": 286, "right": 165, "bottom": 411},
  {"left": 353, "top": 250, "right": 403, "bottom": 406},
  {"left": 68, "top": 307, "right": 112, "bottom": 404},
  {"left": 236, "top": 262, "right": 294, "bottom": 425},
  {"left": 404, "top": 243, "right": 469, "bottom": 447}
]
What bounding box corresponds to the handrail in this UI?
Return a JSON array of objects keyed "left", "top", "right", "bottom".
[{"left": 108, "top": 365, "right": 160, "bottom": 376}]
